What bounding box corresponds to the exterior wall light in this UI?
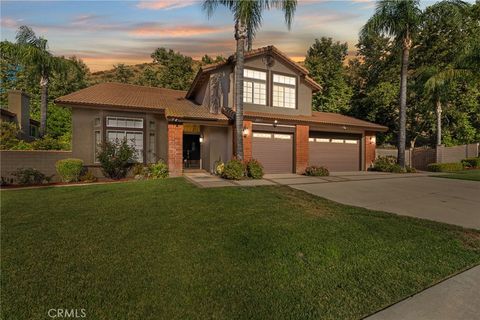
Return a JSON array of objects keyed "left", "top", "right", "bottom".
[
  {"left": 370, "top": 136, "right": 376, "bottom": 144},
  {"left": 199, "top": 135, "right": 204, "bottom": 143},
  {"left": 273, "top": 120, "right": 278, "bottom": 127},
  {"left": 242, "top": 127, "right": 249, "bottom": 137}
]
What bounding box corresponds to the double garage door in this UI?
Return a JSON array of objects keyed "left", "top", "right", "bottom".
[{"left": 252, "top": 130, "right": 361, "bottom": 173}]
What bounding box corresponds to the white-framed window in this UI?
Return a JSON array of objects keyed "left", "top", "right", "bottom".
[
  {"left": 331, "top": 139, "right": 344, "bottom": 144},
  {"left": 273, "top": 74, "right": 296, "bottom": 109},
  {"left": 94, "top": 130, "right": 101, "bottom": 163},
  {"left": 274, "top": 134, "right": 291, "bottom": 140},
  {"left": 106, "top": 116, "right": 143, "bottom": 129},
  {"left": 253, "top": 132, "right": 271, "bottom": 138},
  {"left": 243, "top": 69, "right": 267, "bottom": 105},
  {"left": 148, "top": 132, "right": 156, "bottom": 163},
  {"left": 345, "top": 140, "right": 358, "bottom": 144},
  {"left": 316, "top": 138, "right": 330, "bottom": 143},
  {"left": 107, "top": 130, "right": 144, "bottom": 162}
]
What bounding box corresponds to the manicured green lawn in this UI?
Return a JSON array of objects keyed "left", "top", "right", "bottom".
[
  {"left": 434, "top": 169, "right": 480, "bottom": 181},
  {"left": 2, "top": 179, "right": 480, "bottom": 320}
]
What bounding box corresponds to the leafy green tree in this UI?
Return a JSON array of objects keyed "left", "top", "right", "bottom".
[
  {"left": 113, "top": 63, "right": 134, "bottom": 83},
  {"left": 151, "top": 48, "right": 195, "bottom": 90},
  {"left": 362, "top": 0, "right": 422, "bottom": 167},
  {"left": 138, "top": 67, "right": 160, "bottom": 87},
  {"left": 305, "top": 37, "right": 353, "bottom": 113},
  {"left": 203, "top": 0, "right": 297, "bottom": 159}
]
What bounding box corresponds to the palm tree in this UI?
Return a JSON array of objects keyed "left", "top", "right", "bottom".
[
  {"left": 4, "top": 26, "right": 69, "bottom": 136},
  {"left": 362, "top": 0, "right": 422, "bottom": 168},
  {"left": 423, "top": 38, "right": 480, "bottom": 146},
  {"left": 203, "top": 0, "right": 297, "bottom": 159}
]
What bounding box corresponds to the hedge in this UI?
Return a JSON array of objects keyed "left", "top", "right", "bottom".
[
  {"left": 56, "top": 158, "right": 84, "bottom": 182},
  {"left": 427, "top": 162, "right": 464, "bottom": 172},
  {"left": 461, "top": 157, "right": 480, "bottom": 169}
]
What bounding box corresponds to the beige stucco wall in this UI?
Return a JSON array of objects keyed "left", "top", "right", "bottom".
[
  {"left": 1, "top": 150, "right": 73, "bottom": 182},
  {"left": 198, "top": 55, "right": 314, "bottom": 116},
  {"left": 71, "top": 107, "right": 167, "bottom": 167},
  {"left": 201, "top": 125, "right": 231, "bottom": 173}
]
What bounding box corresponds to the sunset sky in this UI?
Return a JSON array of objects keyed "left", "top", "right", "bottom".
[{"left": 1, "top": 0, "right": 451, "bottom": 72}]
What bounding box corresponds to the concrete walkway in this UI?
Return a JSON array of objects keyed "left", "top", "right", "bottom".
[{"left": 365, "top": 265, "right": 480, "bottom": 320}]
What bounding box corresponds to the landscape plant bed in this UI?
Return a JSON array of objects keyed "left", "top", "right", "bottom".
[
  {"left": 2, "top": 178, "right": 480, "bottom": 319},
  {"left": 0, "top": 177, "right": 135, "bottom": 189}
]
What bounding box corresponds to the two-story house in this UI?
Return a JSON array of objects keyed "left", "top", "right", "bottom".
[{"left": 56, "top": 46, "right": 387, "bottom": 176}]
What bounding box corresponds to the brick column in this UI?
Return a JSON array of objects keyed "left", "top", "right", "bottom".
[
  {"left": 168, "top": 123, "right": 183, "bottom": 176},
  {"left": 243, "top": 120, "right": 253, "bottom": 161},
  {"left": 364, "top": 131, "right": 376, "bottom": 170},
  {"left": 295, "top": 125, "right": 309, "bottom": 174}
]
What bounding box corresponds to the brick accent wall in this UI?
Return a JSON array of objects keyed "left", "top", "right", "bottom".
[
  {"left": 0, "top": 150, "right": 72, "bottom": 182},
  {"left": 243, "top": 120, "right": 253, "bottom": 161},
  {"left": 365, "top": 131, "right": 376, "bottom": 170},
  {"left": 295, "top": 125, "right": 309, "bottom": 174},
  {"left": 168, "top": 124, "right": 183, "bottom": 176}
]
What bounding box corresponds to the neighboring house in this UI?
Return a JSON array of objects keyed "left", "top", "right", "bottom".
[
  {"left": 56, "top": 45, "right": 387, "bottom": 176},
  {"left": 0, "top": 90, "right": 40, "bottom": 140}
]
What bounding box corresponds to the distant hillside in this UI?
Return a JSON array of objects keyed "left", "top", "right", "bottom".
[{"left": 88, "top": 63, "right": 162, "bottom": 85}]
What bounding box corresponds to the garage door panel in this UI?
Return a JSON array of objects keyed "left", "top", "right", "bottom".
[
  {"left": 252, "top": 132, "right": 293, "bottom": 173},
  {"left": 309, "top": 133, "right": 361, "bottom": 171}
]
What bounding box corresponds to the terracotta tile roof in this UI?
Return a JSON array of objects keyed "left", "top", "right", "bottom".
[
  {"left": 244, "top": 111, "right": 388, "bottom": 131},
  {"left": 187, "top": 45, "right": 321, "bottom": 98},
  {"left": 0, "top": 108, "right": 16, "bottom": 118},
  {"left": 55, "top": 82, "right": 228, "bottom": 121}
]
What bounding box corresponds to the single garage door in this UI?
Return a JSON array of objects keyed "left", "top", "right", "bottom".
[
  {"left": 309, "top": 133, "right": 361, "bottom": 171},
  {"left": 252, "top": 132, "right": 293, "bottom": 173}
]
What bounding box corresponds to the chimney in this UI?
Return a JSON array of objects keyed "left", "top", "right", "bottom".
[{"left": 8, "top": 90, "right": 30, "bottom": 135}]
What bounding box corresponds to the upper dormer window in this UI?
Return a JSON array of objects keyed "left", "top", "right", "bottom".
[
  {"left": 272, "top": 74, "right": 296, "bottom": 109},
  {"left": 243, "top": 69, "right": 266, "bottom": 105}
]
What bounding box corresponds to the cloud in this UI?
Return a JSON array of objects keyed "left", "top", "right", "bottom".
[
  {"left": 130, "top": 23, "right": 229, "bottom": 37},
  {"left": 136, "top": 0, "right": 197, "bottom": 10},
  {"left": 0, "top": 17, "right": 22, "bottom": 29}
]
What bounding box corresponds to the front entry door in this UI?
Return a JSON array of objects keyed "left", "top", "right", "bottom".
[{"left": 183, "top": 134, "right": 200, "bottom": 169}]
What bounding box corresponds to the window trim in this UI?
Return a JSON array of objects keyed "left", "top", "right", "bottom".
[
  {"left": 243, "top": 68, "right": 267, "bottom": 106},
  {"left": 106, "top": 116, "right": 144, "bottom": 129},
  {"left": 94, "top": 130, "right": 101, "bottom": 163},
  {"left": 271, "top": 72, "right": 297, "bottom": 109},
  {"left": 106, "top": 130, "right": 145, "bottom": 163}
]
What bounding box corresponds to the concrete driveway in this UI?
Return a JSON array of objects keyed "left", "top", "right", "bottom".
[{"left": 286, "top": 174, "right": 480, "bottom": 229}]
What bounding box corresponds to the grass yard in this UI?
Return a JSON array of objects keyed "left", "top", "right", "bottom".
[
  {"left": 434, "top": 169, "right": 480, "bottom": 181},
  {"left": 2, "top": 179, "right": 480, "bottom": 320}
]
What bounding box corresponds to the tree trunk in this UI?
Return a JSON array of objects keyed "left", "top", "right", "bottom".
[
  {"left": 234, "top": 21, "right": 247, "bottom": 159},
  {"left": 397, "top": 38, "right": 411, "bottom": 168},
  {"left": 40, "top": 74, "right": 49, "bottom": 136},
  {"left": 436, "top": 99, "right": 442, "bottom": 146}
]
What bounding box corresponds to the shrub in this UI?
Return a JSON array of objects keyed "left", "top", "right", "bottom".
[
  {"left": 31, "top": 135, "right": 69, "bottom": 150},
  {"left": 371, "top": 156, "right": 397, "bottom": 172},
  {"left": 80, "top": 171, "right": 97, "bottom": 183},
  {"left": 461, "top": 157, "right": 480, "bottom": 169},
  {"left": 427, "top": 162, "right": 464, "bottom": 172},
  {"left": 245, "top": 159, "right": 264, "bottom": 179},
  {"left": 304, "top": 165, "right": 329, "bottom": 176},
  {"left": 132, "top": 163, "right": 145, "bottom": 176},
  {"left": 405, "top": 166, "right": 417, "bottom": 173},
  {"left": 214, "top": 160, "right": 225, "bottom": 176},
  {"left": 56, "top": 158, "right": 84, "bottom": 182},
  {"left": 222, "top": 159, "right": 245, "bottom": 180},
  {"left": 98, "top": 138, "right": 137, "bottom": 179},
  {"left": 1, "top": 176, "right": 14, "bottom": 186},
  {"left": 11, "top": 168, "right": 51, "bottom": 185},
  {"left": 148, "top": 160, "right": 169, "bottom": 179}
]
